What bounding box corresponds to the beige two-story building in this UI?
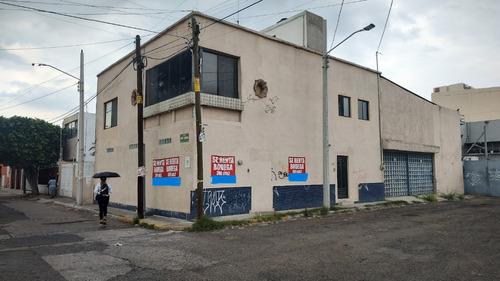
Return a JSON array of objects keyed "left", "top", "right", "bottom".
[{"left": 93, "top": 11, "right": 463, "bottom": 220}]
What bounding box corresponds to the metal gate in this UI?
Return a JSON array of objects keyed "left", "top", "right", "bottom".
[
  {"left": 383, "top": 151, "right": 434, "bottom": 197},
  {"left": 464, "top": 158, "right": 500, "bottom": 196},
  {"left": 60, "top": 163, "right": 74, "bottom": 197},
  {"left": 337, "top": 156, "right": 348, "bottom": 199}
]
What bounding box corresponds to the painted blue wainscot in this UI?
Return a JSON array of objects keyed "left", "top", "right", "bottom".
[
  {"left": 288, "top": 173, "right": 308, "bottom": 182},
  {"left": 273, "top": 184, "right": 336, "bottom": 211},
  {"left": 357, "top": 182, "right": 385, "bottom": 203},
  {"left": 152, "top": 177, "right": 181, "bottom": 186},
  {"left": 190, "top": 186, "right": 251, "bottom": 219},
  {"left": 107, "top": 202, "right": 191, "bottom": 221}
]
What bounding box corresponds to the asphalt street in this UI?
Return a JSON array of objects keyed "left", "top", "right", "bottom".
[{"left": 1, "top": 191, "right": 499, "bottom": 280}]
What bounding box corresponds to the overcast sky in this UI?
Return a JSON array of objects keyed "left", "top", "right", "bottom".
[{"left": 1, "top": 0, "right": 498, "bottom": 124}]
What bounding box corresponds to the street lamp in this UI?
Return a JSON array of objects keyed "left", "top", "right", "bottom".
[
  {"left": 33, "top": 50, "right": 85, "bottom": 206},
  {"left": 322, "top": 24, "right": 375, "bottom": 208}
]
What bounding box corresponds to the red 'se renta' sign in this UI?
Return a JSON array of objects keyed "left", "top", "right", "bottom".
[
  {"left": 211, "top": 155, "right": 235, "bottom": 176},
  {"left": 289, "top": 157, "right": 306, "bottom": 174},
  {"left": 153, "top": 157, "right": 179, "bottom": 178}
]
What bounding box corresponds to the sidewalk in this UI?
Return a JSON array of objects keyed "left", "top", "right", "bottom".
[
  {"left": 1, "top": 188, "right": 435, "bottom": 231},
  {"left": 0, "top": 188, "right": 193, "bottom": 231}
]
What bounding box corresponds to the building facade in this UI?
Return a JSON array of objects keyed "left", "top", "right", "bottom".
[
  {"left": 432, "top": 83, "right": 500, "bottom": 122},
  {"left": 432, "top": 83, "right": 500, "bottom": 196},
  {"left": 59, "top": 112, "right": 96, "bottom": 201},
  {"left": 94, "top": 12, "right": 463, "bottom": 219}
]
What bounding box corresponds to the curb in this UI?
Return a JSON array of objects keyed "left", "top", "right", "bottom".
[{"left": 115, "top": 215, "right": 190, "bottom": 231}]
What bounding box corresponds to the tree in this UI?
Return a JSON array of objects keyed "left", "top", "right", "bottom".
[{"left": 0, "top": 116, "right": 60, "bottom": 195}]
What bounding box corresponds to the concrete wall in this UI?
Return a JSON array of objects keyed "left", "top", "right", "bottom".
[
  {"left": 261, "top": 11, "right": 326, "bottom": 53},
  {"left": 380, "top": 78, "right": 463, "bottom": 194}
]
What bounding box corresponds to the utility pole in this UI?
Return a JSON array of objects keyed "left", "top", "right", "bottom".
[
  {"left": 135, "top": 35, "right": 145, "bottom": 219},
  {"left": 77, "top": 50, "right": 84, "bottom": 206},
  {"left": 32, "top": 53, "right": 84, "bottom": 204},
  {"left": 192, "top": 16, "right": 204, "bottom": 219}
]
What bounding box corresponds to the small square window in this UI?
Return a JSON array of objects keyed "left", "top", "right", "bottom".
[
  {"left": 338, "top": 95, "right": 351, "bottom": 117},
  {"left": 358, "top": 99, "right": 369, "bottom": 120}
]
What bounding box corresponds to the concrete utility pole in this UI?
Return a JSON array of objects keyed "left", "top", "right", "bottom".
[
  {"left": 192, "top": 16, "right": 204, "bottom": 219},
  {"left": 135, "top": 35, "right": 145, "bottom": 219},
  {"left": 32, "top": 52, "right": 84, "bottom": 205},
  {"left": 322, "top": 24, "right": 375, "bottom": 208},
  {"left": 77, "top": 50, "right": 84, "bottom": 206}
]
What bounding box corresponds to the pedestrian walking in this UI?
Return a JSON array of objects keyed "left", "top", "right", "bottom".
[
  {"left": 47, "top": 177, "right": 57, "bottom": 198},
  {"left": 94, "top": 177, "right": 112, "bottom": 227}
]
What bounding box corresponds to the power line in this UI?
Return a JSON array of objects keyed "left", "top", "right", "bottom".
[
  {"left": 201, "top": 0, "right": 264, "bottom": 30},
  {"left": 0, "top": 38, "right": 131, "bottom": 51},
  {"left": 147, "top": 0, "right": 188, "bottom": 31},
  {"left": 0, "top": 83, "right": 77, "bottom": 112},
  {"left": 143, "top": 28, "right": 192, "bottom": 57},
  {"left": 330, "top": 0, "right": 345, "bottom": 50},
  {"left": 48, "top": 58, "right": 134, "bottom": 124},
  {"left": 0, "top": 1, "right": 162, "bottom": 34},
  {"left": 377, "top": 0, "right": 393, "bottom": 52},
  {"left": 145, "top": 43, "right": 190, "bottom": 60},
  {"left": 2, "top": 0, "right": 191, "bottom": 14},
  {"left": 237, "top": 0, "right": 366, "bottom": 20}
]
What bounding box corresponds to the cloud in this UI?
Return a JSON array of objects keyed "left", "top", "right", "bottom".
[{"left": 0, "top": 0, "right": 499, "bottom": 122}]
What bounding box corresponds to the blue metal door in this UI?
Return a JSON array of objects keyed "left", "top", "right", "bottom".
[{"left": 383, "top": 151, "right": 434, "bottom": 197}]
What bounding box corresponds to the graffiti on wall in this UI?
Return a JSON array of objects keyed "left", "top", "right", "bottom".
[
  {"left": 243, "top": 94, "right": 279, "bottom": 114},
  {"left": 489, "top": 169, "right": 500, "bottom": 182},
  {"left": 271, "top": 161, "right": 288, "bottom": 181},
  {"left": 203, "top": 189, "right": 226, "bottom": 215},
  {"left": 191, "top": 187, "right": 251, "bottom": 217},
  {"left": 465, "top": 172, "right": 482, "bottom": 187}
]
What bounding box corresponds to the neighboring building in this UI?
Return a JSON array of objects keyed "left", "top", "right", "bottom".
[
  {"left": 59, "top": 112, "right": 96, "bottom": 201},
  {"left": 1, "top": 165, "right": 13, "bottom": 189},
  {"left": 94, "top": 11, "right": 463, "bottom": 220},
  {"left": 432, "top": 83, "right": 500, "bottom": 196},
  {"left": 432, "top": 83, "right": 500, "bottom": 122},
  {"left": 261, "top": 11, "right": 327, "bottom": 53}
]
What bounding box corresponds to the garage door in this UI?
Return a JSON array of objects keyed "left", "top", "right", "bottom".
[{"left": 383, "top": 151, "right": 434, "bottom": 197}]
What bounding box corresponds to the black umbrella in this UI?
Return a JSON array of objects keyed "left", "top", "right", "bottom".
[{"left": 92, "top": 171, "right": 121, "bottom": 178}]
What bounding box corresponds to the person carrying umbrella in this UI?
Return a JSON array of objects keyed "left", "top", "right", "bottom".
[{"left": 93, "top": 176, "right": 112, "bottom": 226}]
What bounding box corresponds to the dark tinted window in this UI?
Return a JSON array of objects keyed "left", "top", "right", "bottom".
[
  {"left": 338, "top": 95, "right": 351, "bottom": 117},
  {"left": 104, "top": 98, "right": 117, "bottom": 129},
  {"left": 146, "top": 50, "right": 192, "bottom": 107},
  {"left": 358, "top": 99, "right": 369, "bottom": 120},
  {"left": 201, "top": 50, "right": 238, "bottom": 98}
]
